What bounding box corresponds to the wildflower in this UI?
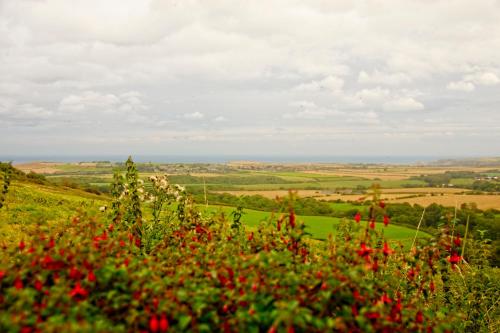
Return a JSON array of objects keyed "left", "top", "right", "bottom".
[
  {"left": 369, "top": 219, "right": 376, "bottom": 229},
  {"left": 34, "top": 279, "right": 43, "bottom": 291},
  {"left": 357, "top": 243, "right": 373, "bottom": 258},
  {"left": 69, "top": 266, "right": 81, "bottom": 280},
  {"left": 382, "top": 242, "right": 393, "bottom": 257},
  {"left": 416, "top": 311, "right": 424, "bottom": 324},
  {"left": 407, "top": 267, "right": 417, "bottom": 280},
  {"left": 365, "top": 312, "right": 381, "bottom": 320},
  {"left": 14, "top": 277, "right": 23, "bottom": 290},
  {"left": 448, "top": 252, "right": 461, "bottom": 267},
  {"left": 430, "top": 280, "right": 435, "bottom": 292},
  {"left": 383, "top": 215, "right": 390, "bottom": 226},
  {"left": 0, "top": 270, "right": 5, "bottom": 280},
  {"left": 372, "top": 257, "right": 379, "bottom": 272},
  {"left": 48, "top": 238, "right": 55, "bottom": 248},
  {"left": 149, "top": 315, "right": 159, "bottom": 332},
  {"left": 87, "top": 270, "right": 96, "bottom": 282},
  {"left": 289, "top": 210, "right": 296, "bottom": 228},
  {"left": 69, "top": 282, "right": 88, "bottom": 300},
  {"left": 453, "top": 233, "right": 461, "bottom": 247},
  {"left": 19, "top": 240, "right": 26, "bottom": 251},
  {"left": 379, "top": 201, "right": 386, "bottom": 208},
  {"left": 159, "top": 314, "right": 169, "bottom": 332},
  {"left": 248, "top": 232, "right": 254, "bottom": 241},
  {"left": 380, "top": 293, "right": 392, "bottom": 304},
  {"left": 354, "top": 212, "right": 361, "bottom": 223}
]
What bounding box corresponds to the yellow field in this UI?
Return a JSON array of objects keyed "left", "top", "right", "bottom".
[
  {"left": 15, "top": 162, "right": 64, "bottom": 174},
  {"left": 303, "top": 166, "right": 494, "bottom": 180},
  {"left": 391, "top": 194, "right": 500, "bottom": 210}
]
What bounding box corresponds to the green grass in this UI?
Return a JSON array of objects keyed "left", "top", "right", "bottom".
[
  {"left": 0, "top": 181, "right": 108, "bottom": 243},
  {"left": 198, "top": 205, "right": 425, "bottom": 248},
  {"left": 450, "top": 178, "right": 475, "bottom": 186},
  {"left": 327, "top": 202, "right": 362, "bottom": 212}
]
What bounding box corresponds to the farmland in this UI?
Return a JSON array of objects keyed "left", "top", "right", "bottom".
[{"left": 2, "top": 158, "right": 499, "bottom": 332}]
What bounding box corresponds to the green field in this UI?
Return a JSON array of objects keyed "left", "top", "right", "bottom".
[{"left": 198, "top": 205, "right": 423, "bottom": 248}]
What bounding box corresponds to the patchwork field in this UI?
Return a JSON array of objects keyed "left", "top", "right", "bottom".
[{"left": 13, "top": 160, "right": 500, "bottom": 210}]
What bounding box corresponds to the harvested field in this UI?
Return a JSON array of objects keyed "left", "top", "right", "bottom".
[
  {"left": 391, "top": 194, "right": 500, "bottom": 210},
  {"left": 15, "top": 162, "right": 64, "bottom": 174},
  {"left": 303, "top": 166, "right": 495, "bottom": 180}
]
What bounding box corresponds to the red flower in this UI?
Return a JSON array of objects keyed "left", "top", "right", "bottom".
[
  {"left": 383, "top": 215, "right": 390, "bottom": 226},
  {"left": 289, "top": 210, "right": 296, "bottom": 228},
  {"left": 430, "top": 280, "right": 435, "bottom": 293},
  {"left": 159, "top": 314, "right": 169, "bottom": 332},
  {"left": 365, "top": 312, "right": 381, "bottom": 320},
  {"left": 369, "top": 219, "right": 376, "bottom": 229},
  {"left": 379, "top": 201, "right": 386, "bottom": 208},
  {"left": 357, "top": 243, "right": 373, "bottom": 258},
  {"left": 48, "top": 238, "right": 55, "bottom": 248},
  {"left": 135, "top": 237, "right": 141, "bottom": 248},
  {"left": 14, "top": 277, "right": 23, "bottom": 290},
  {"left": 0, "top": 270, "right": 5, "bottom": 280},
  {"left": 69, "top": 282, "right": 88, "bottom": 300},
  {"left": 380, "top": 293, "right": 392, "bottom": 304},
  {"left": 87, "top": 270, "right": 96, "bottom": 282},
  {"left": 354, "top": 212, "right": 361, "bottom": 223},
  {"left": 34, "top": 279, "right": 43, "bottom": 291},
  {"left": 372, "top": 257, "right": 379, "bottom": 272},
  {"left": 248, "top": 232, "right": 254, "bottom": 241},
  {"left": 287, "top": 326, "right": 295, "bottom": 333},
  {"left": 453, "top": 233, "right": 461, "bottom": 247},
  {"left": 416, "top": 311, "right": 424, "bottom": 324},
  {"left": 382, "top": 242, "right": 393, "bottom": 257},
  {"left": 448, "top": 252, "right": 461, "bottom": 267},
  {"left": 149, "top": 315, "right": 159, "bottom": 332},
  {"left": 69, "top": 266, "right": 82, "bottom": 280},
  {"left": 19, "top": 240, "right": 26, "bottom": 251},
  {"left": 407, "top": 267, "right": 417, "bottom": 280}
]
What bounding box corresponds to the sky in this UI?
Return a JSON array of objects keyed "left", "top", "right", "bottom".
[{"left": 1, "top": 0, "right": 500, "bottom": 158}]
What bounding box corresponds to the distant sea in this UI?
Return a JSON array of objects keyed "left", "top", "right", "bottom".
[{"left": 0, "top": 155, "right": 468, "bottom": 165}]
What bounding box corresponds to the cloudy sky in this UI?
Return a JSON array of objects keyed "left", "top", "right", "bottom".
[{"left": 1, "top": 0, "right": 500, "bottom": 158}]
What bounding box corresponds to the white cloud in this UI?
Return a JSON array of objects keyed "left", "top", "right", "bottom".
[
  {"left": 355, "top": 87, "right": 391, "bottom": 104},
  {"left": 293, "top": 76, "right": 344, "bottom": 93},
  {"left": 382, "top": 97, "right": 424, "bottom": 112},
  {"left": 213, "top": 116, "right": 227, "bottom": 122},
  {"left": 183, "top": 112, "right": 205, "bottom": 120},
  {"left": 288, "top": 100, "right": 317, "bottom": 108},
  {"left": 464, "top": 71, "right": 500, "bottom": 86},
  {"left": 447, "top": 81, "right": 475, "bottom": 92},
  {"left": 58, "top": 91, "right": 147, "bottom": 114},
  {"left": 358, "top": 70, "right": 411, "bottom": 85}
]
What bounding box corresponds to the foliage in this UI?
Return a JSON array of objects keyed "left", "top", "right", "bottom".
[{"left": 0, "top": 162, "right": 12, "bottom": 210}]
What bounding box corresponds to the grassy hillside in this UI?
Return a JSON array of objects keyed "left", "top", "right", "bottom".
[{"left": 0, "top": 180, "right": 108, "bottom": 244}]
